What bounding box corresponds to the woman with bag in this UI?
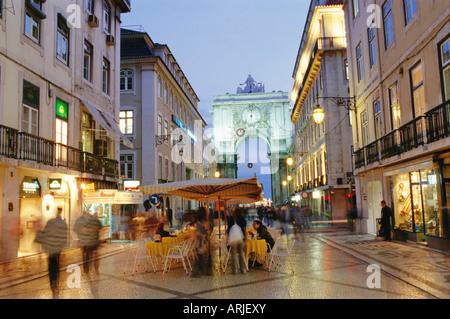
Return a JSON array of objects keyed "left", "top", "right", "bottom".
[{"left": 227, "top": 208, "right": 247, "bottom": 275}]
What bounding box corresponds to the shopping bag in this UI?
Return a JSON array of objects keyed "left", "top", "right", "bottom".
[{"left": 229, "top": 224, "right": 244, "bottom": 244}]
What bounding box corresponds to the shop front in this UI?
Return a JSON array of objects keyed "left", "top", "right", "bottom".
[
  {"left": 387, "top": 157, "right": 449, "bottom": 250},
  {"left": 19, "top": 176, "right": 42, "bottom": 254},
  {"left": 82, "top": 190, "right": 143, "bottom": 241}
]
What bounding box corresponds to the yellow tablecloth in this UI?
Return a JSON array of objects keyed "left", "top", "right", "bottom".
[
  {"left": 146, "top": 241, "right": 171, "bottom": 257},
  {"left": 162, "top": 234, "right": 186, "bottom": 246},
  {"left": 245, "top": 238, "right": 267, "bottom": 263}
]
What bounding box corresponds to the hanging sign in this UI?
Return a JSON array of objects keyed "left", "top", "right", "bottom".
[
  {"left": 56, "top": 99, "right": 68, "bottom": 120},
  {"left": 49, "top": 179, "right": 62, "bottom": 190}
]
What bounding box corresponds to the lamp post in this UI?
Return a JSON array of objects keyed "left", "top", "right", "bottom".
[
  {"left": 179, "top": 147, "right": 184, "bottom": 213},
  {"left": 286, "top": 157, "right": 294, "bottom": 202}
]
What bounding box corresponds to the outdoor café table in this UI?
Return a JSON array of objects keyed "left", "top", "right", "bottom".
[
  {"left": 146, "top": 241, "right": 171, "bottom": 257},
  {"left": 162, "top": 234, "right": 186, "bottom": 246},
  {"left": 245, "top": 238, "right": 267, "bottom": 268}
]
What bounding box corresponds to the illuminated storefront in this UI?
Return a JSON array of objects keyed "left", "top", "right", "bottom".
[
  {"left": 82, "top": 190, "right": 143, "bottom": 241},
  {"left": 387, "top": 156, "right": 449, "bottom": 248}
]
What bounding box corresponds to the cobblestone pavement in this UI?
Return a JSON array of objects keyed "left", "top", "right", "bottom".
[{"left": 0, "top": 230, "right": 448, "bottom": 299}]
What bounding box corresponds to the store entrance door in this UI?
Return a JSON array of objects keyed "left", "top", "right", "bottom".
[{"left": 367, "top": 181, "right": 382, "bottom": 236}]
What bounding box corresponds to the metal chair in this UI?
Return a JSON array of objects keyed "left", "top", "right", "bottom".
[
  {"left": 267, "top": 238, "right": 296, "bottom": 274},
  {"left": 162, "top": 240, "right": 192, "bottom": 275}
]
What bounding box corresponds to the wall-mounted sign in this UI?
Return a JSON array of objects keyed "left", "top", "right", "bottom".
[
  {"left": 20, "top": 176, "right": 41, "bottom": 198},
  {"left": 56, "top": 99, "right": 68, "bottom": 120},
  {"left": 172, "top": 115, "right": 197, "bottom": 142},
  {"left": 49, "top": 179, "right": 62, "bottom": 190},
  {"left": 124, "top": 180, "right": 140, "bottom": 191},
  {"left": 301, "top": 191, "right": 309, "bottom": 200}
]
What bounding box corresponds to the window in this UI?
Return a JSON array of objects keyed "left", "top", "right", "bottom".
[
  {"left": 164, "top": 120, "right": 168, "bottom": 138},
  {"left": 120, "top": 154, "right": 134, "bottom": 179},
  {"left": 352, "top": 0, "right": 359, "bottom": 19},
  {"left": 439, "top": 37, "right": 450, "bottom": 101},
  {"left": 103, "top": 1, "right": 111, "bottom": 34},
  {"left": 0, "top": 0, "right": 3, "bottom": 19},
  {"left": 383, "top": 0, "right": 394, "bottom": 49},
  {"left": 165, "top": 159, "right": 169, "bottom": 181},
  {"left": 56, "top": 16, "right": 70, "bottom": 65},
  {"left": 404, "top": 0, "right": 417, "bottom": 24},
  {"left": 374, "top": 99, "right": 383, "bottom": 139},
  {"left": 83, "top": 41, "right": 93, "bottom": 82},
  {"left": 22, "top": 81, "right": 39, "bottom": 135},
  {"left": 157, "top": 115, "right": 162, "bottom": 136},
  {"left": 158, "top": 156, "right": 163, "bottom": 180},
  {"left": 410, "top": 61, "right": 425, "bottom": 118},
  {"left": 170, "top": 92, "right": 173, "bottom": 110},
  {"left": 356, "top": 43, "right": 364, "bottom": 82},
  {"left": 368, "top": 27, "right": 378, "bottom": 68},
  {"left": 120, "top": 69, "right": 134, "bottom": 91},
  {"left": 344, "top": 59, "right": 349, "bottom": 80},
  {"left": 361, "top": 111, "right": 369, "bottom": 147},
  {"left": 85, "top": 0, "right": 94, "bottom": 13},
  {"left": 119, "top": 110, "right": 134, "bottom": 135},
  {"left": 158, "top": 77, "right": 162, "bottom": 98},
  {"left": 25, "top": 12, "right": 41, "bottom": 43},
  {"left": 102, "top": 57, "right": 110, "bottom": 95},
  {"left": 82, "top": 112, "right": 94, "bottom": 153},
  {"left": 55, "top": 118, "right": 68, "bottom": 161},
  {"left": 389, "top": 82, "right": 401, "bottom": 130},
  {"left": 164, "top": 84, "right": 168, "bottom": 104}
]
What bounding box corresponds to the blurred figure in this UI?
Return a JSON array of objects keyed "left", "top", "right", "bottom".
[
  {"left": 155, "top": 222, "right": 171, "bottom": 238},
  {"left": 74, "top": 211, "right": 102, "bottom": 275},
  {"left": 304, "top": 205, "right": 312, "bottom": 228},
  {"left": 252, "top": 220, "right": 275, "bottom": 252},
  {"left": 35, "top": 208, "right": 67, "bottom": 298},
  {"left": 380, "top": 200, "right": 392, "bottom": 241},
  {"left": 227, "top": 208, "right": 247, "bottom": 275},
  {"left": 191, "top": 207, "right": 208, "bottom": 278}
]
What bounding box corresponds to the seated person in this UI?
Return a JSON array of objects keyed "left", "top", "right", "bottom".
[
  {"left": 252, "top": 220, "right": 275, "bottom": 251},
  {"left": 155, "top": 222, "right": 171, "bottom": 238}
]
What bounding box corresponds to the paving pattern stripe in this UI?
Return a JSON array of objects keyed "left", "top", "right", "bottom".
[{"left": 315, "top": 236, "right": 447, "bottom": 298}]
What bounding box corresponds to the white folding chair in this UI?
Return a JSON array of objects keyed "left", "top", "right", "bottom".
[
  {"left": 162, "top": 240, "right": 192, "bottom": 275},
  {"left": 267, "top": 238, "right": 295, "bottom": 274},
  {"left": 218, "top": 239, "right": 231, "bottom": 273},
  {"left": 124, "top": 239, "right": 157, "bottom": 275}
]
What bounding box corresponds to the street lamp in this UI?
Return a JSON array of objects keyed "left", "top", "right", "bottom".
[
  {"left": 286, "top": 156, "right": 294, "bottom": 167},
  {"left": 312, "top": 105, "right": 325, "bottom": 125},
  {"left": 215, "top": 171, "right": 220, "bottom": 178}
]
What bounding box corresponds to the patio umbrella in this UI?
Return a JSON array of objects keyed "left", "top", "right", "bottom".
[
  {"left": 139, "top": 177, "right": 264, "bottom": 274},
  {"left": 139, "top": 177, "right": 263, "bottom": 203}
]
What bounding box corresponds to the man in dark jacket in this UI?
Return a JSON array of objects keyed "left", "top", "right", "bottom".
[
  {"left": 381, "top": 200, "right": 392, "bottom": 241},
  {"left": 36, "top": 208, "right": 67, "bottom": 297}
]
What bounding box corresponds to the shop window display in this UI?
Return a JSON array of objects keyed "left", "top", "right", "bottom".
[{"left": 392, "top": 168, "right": 443, "bottom": 237}]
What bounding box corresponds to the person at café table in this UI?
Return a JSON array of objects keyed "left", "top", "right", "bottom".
[
  {"left": 252, "top": 220, "right": 275, "bottom": 252},
  {"left": 155, "top": 222, "right": 171, "bottom": 238}
]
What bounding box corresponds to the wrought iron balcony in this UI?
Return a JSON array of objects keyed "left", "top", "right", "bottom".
[
  {"left": 399, "top": 116, "right": 425, "bottom": 152},
  {"left": 0, "top": 124, "right": 118, "bottom": 178},
  {"left": 380, "top": 130, "right": 400, "bottom": 160},
  {"left": 354, "top": 148, "right": 366, "bottom": 169},
  {"left": 366, "top": 140, "right": 380, "bottom": 165},
  {"left": 426, "top": 100, "right": 449, "bottom": 143}
]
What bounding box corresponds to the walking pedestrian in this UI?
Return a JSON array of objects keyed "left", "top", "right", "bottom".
[
  {"left": 227, "top": 208, "right": 247, "bottom": 275},
  {"left": 167, "top": 207, "right": 173, "bottom": 228},
  {"left": 190, "top": 207, "right": 208, "bottom": 278},
  {"left": 35, "top": 207, "right": 68, "bottom": 298},
  {"left": 381, "top": 200, "right": 392, "bottom": 241},
  {"left": 74, "top": 211, "right": 102, "bottom": 275}
]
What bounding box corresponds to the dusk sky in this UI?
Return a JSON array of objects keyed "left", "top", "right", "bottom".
[{"left": 122, "top": 0, "right": 310, "bottom": 200}]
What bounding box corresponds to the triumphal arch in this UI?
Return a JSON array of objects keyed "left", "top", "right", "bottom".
[{"left": 210, "top": 75, "right": 293, "bottom": 204}]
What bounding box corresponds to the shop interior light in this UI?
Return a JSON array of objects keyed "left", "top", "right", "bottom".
[{"left": 312, "top": 191, "right": 320, "bottom": 199}]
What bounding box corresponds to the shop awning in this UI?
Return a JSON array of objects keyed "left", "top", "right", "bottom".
[
  {"left": 101, "top": 111, "right": 134, "bottom": 149},
  {"left": 82, "top": 190, "right": 143, "bottom": 205},
  {"left": 83, "top": 101, "right": 133, "bottom": 149}
]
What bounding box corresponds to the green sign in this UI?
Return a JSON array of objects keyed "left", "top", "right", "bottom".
[
  {"left": 56, "top": 99, "right": 68, "bottom": 120},
  {"left": 49, "top": 179, "right": 62, "bottom": 190}
]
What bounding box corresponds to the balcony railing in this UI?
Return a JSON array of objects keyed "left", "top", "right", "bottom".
[
  {"left": 354, "top": 148, "right": 366, "bottom": 169},
  {"left": 18, "top": 132, "right": 54, "bottom": 166},
  {"left": 0, "top": 125, "right": 18, "bottom": 158},
  {"left": 399, "top": 116, "right": 424, "bottom": 152},
  {"left": 426, "top": 100, "right": 449, "bottom": 143},
  {"left": 317, "top": 37, "right": 347, "bottom": 50},
  {"left": 0, "top": 124, "right": 118, "bottom": 178},
  {"left": 380, "top": 130, "right": 400, "bottom": 160},
  {"left": 366, "top": 140, "right": 380, "bottom": 165},
  {"left": 354, "top": 100, "right": 450, "bottom": 170}
]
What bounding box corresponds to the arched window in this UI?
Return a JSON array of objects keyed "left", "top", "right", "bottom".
[{"left": 120, "top": 69, "right": 134, "bottom": 91}]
